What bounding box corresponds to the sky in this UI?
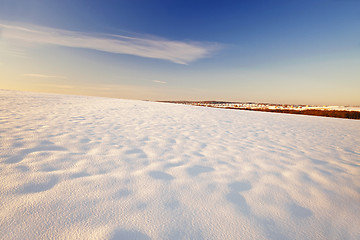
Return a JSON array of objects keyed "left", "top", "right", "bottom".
[{"left": 0, "top": 0, "right": 359, "bottom": 105}]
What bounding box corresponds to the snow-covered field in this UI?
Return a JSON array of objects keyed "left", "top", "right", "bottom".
[{"left": 1, "top": 90, "right": 360, "bottom": 240}]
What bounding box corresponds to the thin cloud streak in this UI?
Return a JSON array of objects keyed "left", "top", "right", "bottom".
[
  {"left": 36, "top": 83, "right": 74, "bottom": 89},
  {"left": 1, "top": 23, "right": 219, "bottom": 64},
  {"left": 152, "top": 80, "right": 167, "bottom": 84},
  {"left": 22, "top": 73, "right": 67, "bottom": 79}
]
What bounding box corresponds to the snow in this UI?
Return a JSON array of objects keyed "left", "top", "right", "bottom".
[{"left": 0, "top": 89, "right": 360, "bottom": 239}]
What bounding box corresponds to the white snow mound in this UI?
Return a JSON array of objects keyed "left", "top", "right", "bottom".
[{"left": 0, "top": 90, "right": 359, "bottom": 239}]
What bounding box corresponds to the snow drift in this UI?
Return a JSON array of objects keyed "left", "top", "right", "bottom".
[{"left": 0, "top": 90, "right": 359, "bottom": 239}]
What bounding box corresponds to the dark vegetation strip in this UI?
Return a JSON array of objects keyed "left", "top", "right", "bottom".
[
  {"left": 224, "top": 108, "right": 360, "bottom": 120},
  {"left": 159, "top": 101, "right": 360, "bottom": 120}
]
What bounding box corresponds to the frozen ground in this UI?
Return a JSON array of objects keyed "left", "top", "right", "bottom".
[{"left": 0, "top": 90, "right": 359, "bottom": 240}]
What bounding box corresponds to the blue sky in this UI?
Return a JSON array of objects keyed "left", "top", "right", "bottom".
[{"left": 1, "top": 0, "right": 359, "bottom": 105}]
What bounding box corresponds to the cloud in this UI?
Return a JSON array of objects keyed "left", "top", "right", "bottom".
[
  {"left": 36, "top": 83, "right": 74, "bottom": 89},
  {"left": 1, "top": 22, "right": 219, "bottom": 64},
  {"left": 0, "top": 45, "right": 28, "bottom": 58},
  {"left": 152, "top": 80, "right": 167, "bottom": 84},
  {"left": 22, "top": 73, "right": 67, "bottom": 79}
]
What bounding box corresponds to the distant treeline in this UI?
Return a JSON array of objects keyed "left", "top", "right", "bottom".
[
  {"left": 159, "top": 101, "right": 360, "bottom": 120},
  {"left": 225, "top": 108, "right": 360, "bottom": 120}
]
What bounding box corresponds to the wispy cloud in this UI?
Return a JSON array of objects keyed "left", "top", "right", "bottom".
[
  {"left": 0, "top": 45, "right": 28, "bottom": 58},
  {"left": 36, "top": 83, "right": 74, "bottom": 89},
  {"left": 1, "top": 22, "right": 219, "bottom": 64},
  {"left": 22, "top": 73, "right": 67, "bottom": 79},
  {"left": 152, "top": 80, "right": 167, "bottom": 84}
]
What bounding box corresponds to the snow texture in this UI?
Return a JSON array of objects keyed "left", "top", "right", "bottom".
[{"left": 0, "top": 90, "right": 360, "bottom": 239}]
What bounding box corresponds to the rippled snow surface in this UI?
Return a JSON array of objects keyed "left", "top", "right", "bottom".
[{"left": 1, "top": 90, "right": 359, "bottom": 239}]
